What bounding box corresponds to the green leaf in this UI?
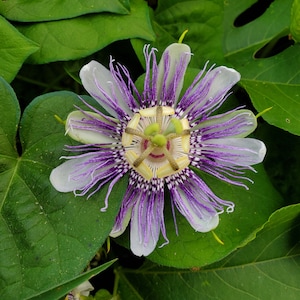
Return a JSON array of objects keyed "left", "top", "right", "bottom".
[
  {"left": 116, "top": 204, "right": 300, "bottom": 299},
  {"left": 131, "top": 0, "right": 225, "bottom": 69},
  {"left": 224, "top": 0, "right": 300, "bottom": 135},
  {"left": 27, "top": 259, "right": 117, "bottom": 300},
  {"left": 0, "top": 0, "right": 130, "bottom": 22},
  {"left": 0, "top": 16, "right": 39, "bottom": 82},
  {"left": 290, "top": 0, "right": 300, "bottom": 42},
  {"left": 241, "top": 72, "right": 300, "bottom": 136},
  {"left": 16, "top": 0, "right": 155, "bottom": 64},
  {"left": 223, "top": 0, "right": 292, "bottom": 60},
  {"left": 214, "top": 204, "right": 300, "bottom": 266},
  {"left": 0, "top": 77, "right": 21, "bottom": 298},
  {"left": 0, "top": 86, "right": 127, "bottom": 299},
  {"left": 0, "top": 77, "right": 20, "bottom": 156}
]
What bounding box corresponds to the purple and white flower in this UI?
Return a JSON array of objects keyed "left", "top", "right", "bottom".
[{"left": 50, "top": 42, "right": 266, "bottom": 256}]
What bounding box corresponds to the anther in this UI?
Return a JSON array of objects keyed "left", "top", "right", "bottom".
[
  {"left": 167, "top": 129, "right": 190, "bottom": 140},
  {"left": 144, "top": 123, "right": 160, "bottom": 136},
  {"left": 156, "top": 106, "right": 163, "bottom": 128}
]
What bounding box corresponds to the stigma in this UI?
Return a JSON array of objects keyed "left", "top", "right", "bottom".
[{"left": 122, "top": 106, "right": 191, "bottom": 180}]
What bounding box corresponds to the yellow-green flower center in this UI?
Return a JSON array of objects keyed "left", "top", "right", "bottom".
[{"left": 122, "top": 106, "right": 191, "bottom": 180}]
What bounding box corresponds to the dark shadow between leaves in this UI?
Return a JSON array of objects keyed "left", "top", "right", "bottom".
[
  {"left": 234, "top": 0, "right": 275, "bottom": 27},
  {"left": 254, "top": 34, "right": 295, "bottom": 59}
]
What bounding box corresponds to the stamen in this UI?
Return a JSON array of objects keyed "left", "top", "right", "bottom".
[
  {"left": 157, "top": 156, "right": 190, "bottom": 178},
  {"left": 133, "top": 145, "right": 155, "bottom": 167},
  {"left": 128, "top": 113, "right": 141, "bottom": 128},
  {"left": 181, "top": 118, "right": 190, "bottom": 130},
  {"left": 181, "top": 136, "right": 190, "bottom": 153},
  {"left": 144, "top": 123, "right": 160, "bottom": 136},
  {"left": 125, "top": 150, "right": 152, "bottom": 180},
  {"left": 139, "top": 106, "right": 175, "bottom": 117},
  {"left": 122, "top": 113, "right": 141, "bottom": 146},
  {"left": 125, "top": 127, "right": 148, "bottom": 139},
  {"left": 181, "top": 118, "right": 191, "bottom": 153},
  {"left": 161, "top": 147, "right": 179, "bottom": 171},
  {"left": 139, "top": 106, "right": 157, "bottom": 117},
  {"left": 164, "top": 118, "right": 183, "bottom": 135},
  {"left": 156, "top": 106, "right": 163, "bottom": 128},
  {"left": 167, "top": 130, "right": 190, "bottom": 140},
  {"left": 171, "top": 118, "right": 183, "bottom": 134},
  {"left": 123, "top": 105, "right": 191, "bottom": 180}
]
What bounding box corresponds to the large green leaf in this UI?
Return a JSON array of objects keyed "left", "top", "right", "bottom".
[
  {"left": 0, "top": 79, "right": 127, "bottom": 299},
  {"left": 131, "top": 0, "right": 225, "bottom": 69},
  {"left": 16, "top": 0, "right": 155, "bottom": 64},
  {"left": 116, "top": 204, "right": 300, "bottom": 299},
  {"left": 223, "top": 0, "right": 300, "bottom": 135},
  {"left": 0, "top": 78, "right": 20, "bottom": 156},
  {"left": 0, "top": 16, "right": 39, "bottom": 83},
  {"left": 0, "top": 0, "right": 130, "bottom": 22}
]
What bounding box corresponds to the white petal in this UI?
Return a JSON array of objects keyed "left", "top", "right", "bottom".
[
  {"left": 72, "top": 281, "right": 94, "bottom": 297},
  {"left": 174, "top": 189, "right": 219, "bottom": 232},
  {"left": 188, "top": 66, "right": 240, "bottom": 114},
  {"left": 66, "top": 111, "right": 117, "bottom": 144},
  {"left": 109, "top": 207, "right": 132, "bottom": 238},
  {"left": 204, "top": 138, "right": 267, "bottom": 166},
  {"left": 156, "top": 43, "right": 191, "bottom": 103},
  {"left": 80, "top": 60, "right": 131, "bottom": 117},
  {"left": 130, "top": 197, "right": 160, "bottom": 257},
  {"left": 194, "top": 109, "right": 257, "bottom": 138},
  {"left": 205, "top": 66, "right": 241, "bottom": 100},
  {"left": 50, "top": 155, "right": 97, "bottom": 192}
]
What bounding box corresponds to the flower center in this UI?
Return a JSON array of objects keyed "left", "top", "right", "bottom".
[{"left": 122, "top": 106, "right": 191, "bottom": 180}]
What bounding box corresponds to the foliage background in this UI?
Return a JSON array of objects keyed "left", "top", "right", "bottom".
[{"left": 0, "top": 0, "right": 300, "bottom": 299}]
